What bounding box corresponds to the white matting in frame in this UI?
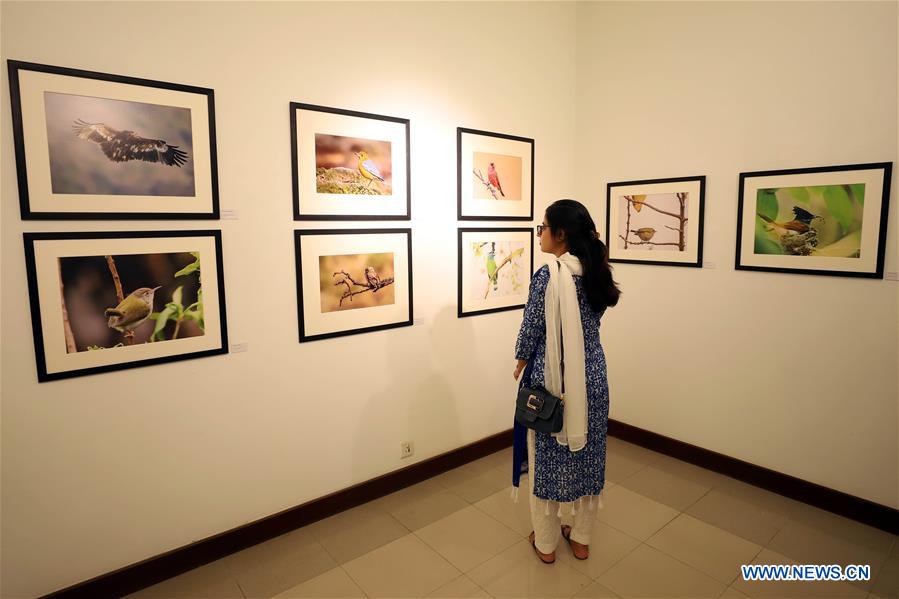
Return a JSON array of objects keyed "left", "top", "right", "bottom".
[
  {"left": 295, "top": 229, "right": 412, "bottom": 341},
  {"left": 458, "top": 228, "right": 534, "bottom": 317},
  {"left": 292, "top": 103, "right": 410, "bottom": 220},
  {"left": 737, "top": 164, "right": 891, "bottom": 277},
  {"left": 25, "top": 231, "right": 227, "bottom": 381},
  {"left": 10, "top": 61, "right": 218, "bottom": 219},
  {"left": 458, "top": 128, "right": 534, "bottom": 220},
  {"left": 606, "top": 176, "right": 705, "bottom": 267}
]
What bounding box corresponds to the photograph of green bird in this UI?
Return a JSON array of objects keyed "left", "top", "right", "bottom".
[
  {"left": 57, "top": 251, "right": 204, "bottom": 352},
  {"left": 467, "top": 240, "right": 525, "bottom": 300}
]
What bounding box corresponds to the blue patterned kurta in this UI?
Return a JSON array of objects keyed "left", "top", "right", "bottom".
[{"left": 515, "top": 264, "right": 609, "bottom": 503}]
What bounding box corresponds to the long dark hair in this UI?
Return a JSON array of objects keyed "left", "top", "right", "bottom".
[{"left": 546, "top": 199, "right": 621, "bottom": 312}]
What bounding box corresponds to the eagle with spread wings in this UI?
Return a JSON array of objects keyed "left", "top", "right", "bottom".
[{"left": 72, "top": 119, "right": 188, "bottom": 167}]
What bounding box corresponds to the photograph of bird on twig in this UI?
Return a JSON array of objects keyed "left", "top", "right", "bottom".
[
  {"left": 318, "top": 252, "right": 396, "bottom": 313},
  {"left": 472, "top": 152, "right": 521, "bottom": 201},
  {"left": 44, "top": 92, "right": 195, "bottom": 196},
  {"left": 754, "top": 184, "right": 864, "bottom": 257},
  {"left": 465, "top": 241, "right": 526, "bottom": 300},
  {"left": 314, "top": 133, "right": 392, "bottom": 195},
  {"left": 617, "top": 192, "right": 690, "bottom": 251},
  {"left": 58, "top": 251, "right": 204, "bottom": 353}
]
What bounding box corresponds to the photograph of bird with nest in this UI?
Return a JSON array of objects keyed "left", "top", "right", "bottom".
[
  {"left": 8, "top": 60, "right": 219, "bottom": 219},
  {"left": 458, "top": 127, "right": 534, "bottom": 220},
  {"left": 736, "top": 163, "right": 892, "bottom": 278},
  {"left": 606, "top": 176, "right": 706, "bottom": 268},
  {"left": 24, "top": 231, "right": 228, "bottom": 382},
  {"left": 292, "top": 103, "right": 410, "bottom": 220},
  {"left": 458, "top": 228, "right": 534, "bottom": 318},
  {"left": 295, "top": 229, "right": 412, "bottom": 342}
]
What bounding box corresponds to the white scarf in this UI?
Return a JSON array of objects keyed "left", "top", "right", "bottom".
[{"left": 544, "top": 253, "right": 587, "bottom": 452}]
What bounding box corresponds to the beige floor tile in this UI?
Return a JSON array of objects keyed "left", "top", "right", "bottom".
[
  {"left": 342, "top": 534, "right": 460, "bottom": 598},
  {"left": 472, "top": 447, "right": 514, "bottom": 471},
  {"left": 712, "top": 478, "right": 801, "bottom": 521},
  {"left": 373, "top": 478, "right": 469, "bottom": 530},
  {"left": 595, "top": 484, "right": 681, "bottom": 541},
  {"left": 469, "top": 540, "right": 593, "bottom": 598},
  {"left": 604, "top": 452, "right": 650, "bottom": 484},
  {"left": 554, "top": 520, "right": 642, "bottom": 581},
  {"left": 572, "top": 580, "right": 624, "bottom": 598},
  {"left": 785, "top": 504, "right": 896, "bottom": 558},
  {"left": 868, "top": 546, "right": 897, "bottom": 599},
  {"left": 653, "top": 455, "right": 735, "bottom": 489},
  {"left": 223, "top": 528, "right": 337, "bottom": 598},
  {"left": 416, "top": 505, "right": 522, "bottom": 572},
  {"left": 606, "top": 439, "right": 669, "bottom": 465},
  {"left": 443, "top": 467, "right": 512, "bottom": 504},
  {"left": 766, "top": 517, "right": 891, "bottom": 593},
  {"left": 124, "top": 558, "right": 242, "bottom": 598},
  {"left": 474, "top": 484, "right": 533, "bottom": 537},
  {"left": 730, "top": 548, "right": 868, "bottom": 598},
  {"left": 426, "top": 574, "right": 492, "bottom": 598},
  {"left": 597, "top": 543, "right": 726, "bottom": 598},
  {"left": 686, "top": 489, "right": 790, "bottom": 546},
  {"left": 719, "top": 585, "right": 751, "bottom": 597},
  {"left": 273, "top": 566, "right": 365, "bottom": 598},
  {"left": 617, "top": 464, "right": 712, "bottom": 512},
  {"left": 645, "top": 513, "right": 763, "bottom": 585},
  {"left": 307, "top": 503, "right": 409, "bottom": 564}
]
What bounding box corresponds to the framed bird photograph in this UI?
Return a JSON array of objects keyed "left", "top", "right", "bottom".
[
  {"left": 606, "top": 176, "right": 706, "bottom": 267},
  {"left": 291, "top": 103, "right": 410, "bottom": 220},
  {"left": 736, "top": 162, "right": 893, "bottom": 278},
  {"left": 457, "top": 127, "right": 534, "bottom": 221},
  {"left": 458, "top": 228, "right": 534, "bottom": 318},
  {"left": 295, "top": 229, "right": 412, "bottom": 342},
  {"left": 7, "top": 60, "right": 219, "bottom": 220},
  {"left": 23, "top": 230, "right": 228, "bottom": 382}
]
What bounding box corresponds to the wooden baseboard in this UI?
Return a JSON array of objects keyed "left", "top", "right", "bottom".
[
  {"left": 609, "top": 419, "right": 898, "bottom": 535},
  {"left": 44, "top": 420, "right": 897, "bottom": 597}
]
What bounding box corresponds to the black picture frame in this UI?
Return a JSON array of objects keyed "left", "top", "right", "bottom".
[
  {"left": 8, "top": 60, "right": 220, "bottom": 220},
  {"left": 457, "top": 127, "right": 535, "bottom": 221},
  {"left": 736, "top": 162, "right": 893, "bottom": 278},
  {"left": 290, "top": 103, "right": 411, "bottom": 221},
  {"left": 457, "top": 227, "right": 535, "bottom": 318},
  {"left": 23, "top": 230, "right": 229, "bottom": 382},
  {"left": 605, "top": 175, "right": 706, "bottom": 268},
  {"left": 295, "top": 228, "right": 413, "bottom": 342}
]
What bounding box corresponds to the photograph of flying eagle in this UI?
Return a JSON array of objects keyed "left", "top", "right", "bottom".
[{"left": 72, "top": 119, "right": 188, "bottom": 167}]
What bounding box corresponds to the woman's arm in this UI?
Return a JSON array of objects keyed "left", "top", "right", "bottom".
[{"left": 513, "top": 265, "right": 549, "bottom": 377}]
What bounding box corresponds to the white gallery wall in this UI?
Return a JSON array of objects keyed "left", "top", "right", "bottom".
[{"left": 0, "top": 1, "right": 895, "bottom": 597}]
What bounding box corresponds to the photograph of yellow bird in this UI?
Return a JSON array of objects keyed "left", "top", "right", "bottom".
[
  {"left": 629, "top": 227, "right": 657, "bottom": 241},
  {"left": 314, "top": 133, "right": 393, "bottom": 195},
  {"left": 354, "top": 151, "right": 385, "bottom": 189}
]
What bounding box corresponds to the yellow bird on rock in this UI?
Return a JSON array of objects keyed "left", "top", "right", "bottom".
[{"left": 354, "top": 151, "right": 384, "bottom": 188}]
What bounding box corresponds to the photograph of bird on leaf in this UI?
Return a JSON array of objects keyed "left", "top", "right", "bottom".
[
  {"left": 318, "top": 252, "right": 396, "bottom": 312},
  {"left": 467, "top": 241, "right": 526, "bottom": 300},
  {"left": 57, "top": 251, "right": 204, "bottom": 353},
  {"left": 314, "top": 133, "right": 392, "bottom": 195},
  {"left": 754, "top": 184, "right": 864, "bottom": 257},
  {"left": 472, "top": 152, "right": 522, "bottom": 201},
  {"left": 44, "top": 91, "right": 195, "bottom": 196},
  {"left": 617, "top": 192, "right": 690, "bottom": 251}
]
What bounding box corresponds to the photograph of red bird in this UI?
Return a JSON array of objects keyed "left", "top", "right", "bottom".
[{"left": 487, "top": 162, "right": 505, "bottom": 197}]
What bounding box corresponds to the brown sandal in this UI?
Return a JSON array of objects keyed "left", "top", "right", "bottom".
[
  {"left": 528, "top": 531, "right": 555, "bottom": 564},
  {"left": 561, "top": 525, "right": 589, "bottom": 560}
]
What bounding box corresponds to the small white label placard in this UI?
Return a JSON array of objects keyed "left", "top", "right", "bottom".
[
  {"left": 703, "top": 261, "right": 716, "bottom": 269},
  {"left": 230, "top": 342, "right": 248, "bottom": 353},
  {"left": 221, "top": 209, "right": 239, "bottom": 220},
  {"left": 885, "top": 272, "right": 898, "bottom": 281}
]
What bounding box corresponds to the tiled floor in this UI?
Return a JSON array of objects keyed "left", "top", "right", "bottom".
[{"left": 126, "top": 438, "right": 897, "bottom": 598}]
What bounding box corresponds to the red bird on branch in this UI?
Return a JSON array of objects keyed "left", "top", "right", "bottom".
[{"left": 487, "top": 162, "right": 505, "bottom": 197}]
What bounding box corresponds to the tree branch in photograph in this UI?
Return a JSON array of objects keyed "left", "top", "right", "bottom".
[
  {"left": 332, "top": 270, "right": 395, "bottom": 306},
  {"left": 616, "top": 235, "right": 682, "bottom": 247},
  {"left": 473, "top": 169, "right": 499, "bottom": 200},
  {"left": 105, "top": 255, "right": 134, "bottom": 346},
  {"left": 622, "top": 194, "right": 689, "bottom": 251},
  {"left": 483, "top": 248, "right": 524, "bottom": 299},
  {"left": 59, "top": 261, "right": 77, "bottom": 353}
]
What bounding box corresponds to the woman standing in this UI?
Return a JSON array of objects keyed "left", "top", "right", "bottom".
[{"left": 512, "top": 199, "right": 621, "bottom": 564}]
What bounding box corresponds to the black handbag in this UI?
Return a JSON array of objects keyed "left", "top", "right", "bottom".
[{"left": 515, "top": 261, "right": 565, "bottom": 434}]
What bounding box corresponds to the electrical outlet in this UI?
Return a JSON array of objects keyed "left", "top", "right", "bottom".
[{"left": 400, "top": 442, "right": 414, "bottom": 459}]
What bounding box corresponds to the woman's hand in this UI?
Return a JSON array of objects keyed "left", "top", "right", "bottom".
[{"left": 513, "top": 359, "right": 527, "bottom": 381}]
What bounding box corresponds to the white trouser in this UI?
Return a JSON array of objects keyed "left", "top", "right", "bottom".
[{"left": 527, "top": 429, "right": 595, "bottom": 554}]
